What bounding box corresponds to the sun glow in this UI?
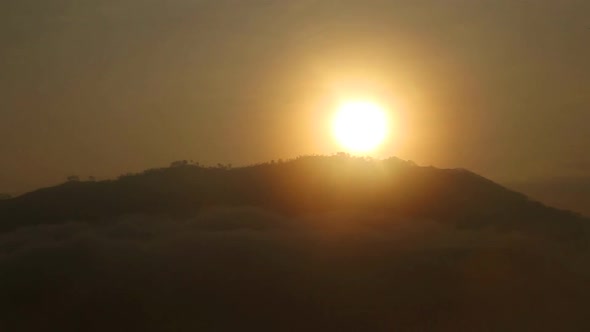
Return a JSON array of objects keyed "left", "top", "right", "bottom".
[{"left": 333, "top": 101, "right": 388, "bottom": 153}]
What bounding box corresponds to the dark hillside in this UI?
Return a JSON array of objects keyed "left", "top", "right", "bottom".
[
  {"left": 2, "top": 156, "right": 590, "bottom": 331},
  {"left": 1, "top": 155, "right": 585, "bottom": 239}
]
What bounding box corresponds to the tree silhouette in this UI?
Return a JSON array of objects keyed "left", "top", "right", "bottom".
[{"left": 170, "top": 160, "right": 189, "bottom": 168}]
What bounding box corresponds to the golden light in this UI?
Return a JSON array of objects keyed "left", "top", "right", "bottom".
[{"left": 332, "top": 101, "right": 388, "bottom": 153}]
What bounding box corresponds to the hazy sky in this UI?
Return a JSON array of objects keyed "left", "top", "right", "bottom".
[{"left": 1, "top": 0, "right": 589, "bottom": 193}]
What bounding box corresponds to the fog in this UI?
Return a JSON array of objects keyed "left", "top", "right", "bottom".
[{"left": 2, "top": 207, "right": 589, "bottom": 331}]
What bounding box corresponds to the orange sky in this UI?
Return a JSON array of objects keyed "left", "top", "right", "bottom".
[{"left": 1, "top": 0, "right": 589, "bottom": 193}]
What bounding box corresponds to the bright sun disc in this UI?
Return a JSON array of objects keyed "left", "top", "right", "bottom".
[{"left": 333, "top": 101, "right": 388, "bottom": 153}]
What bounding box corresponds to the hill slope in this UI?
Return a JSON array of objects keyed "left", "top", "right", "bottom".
[
  {"left": 2, "top": 155, "right": 590, "bottom": 331},
  {"left": 1, "top": 155, "right": 586, "bottom": 239}
]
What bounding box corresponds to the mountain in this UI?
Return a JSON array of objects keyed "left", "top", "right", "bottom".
[
  {"left": 1, "top": 155, "right": 586, "bottom": 239},
  {"left": 2, "top": 155, "right": 590, "bottom": 331},
  {"left": 506, "top": 176, "right": 590, "bottom": 218}
]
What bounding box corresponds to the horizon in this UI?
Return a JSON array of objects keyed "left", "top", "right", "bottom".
[{"left": 4, "top": 153, "right": 588, "bottom": 216}]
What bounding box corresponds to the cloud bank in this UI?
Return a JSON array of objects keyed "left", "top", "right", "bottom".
[{"left": 1, "top": 207, "right": 589, "bottom": 331}]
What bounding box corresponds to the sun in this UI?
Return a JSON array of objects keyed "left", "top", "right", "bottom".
[{"left": 332, "top": 101, "right": 388, "bottom": 153}]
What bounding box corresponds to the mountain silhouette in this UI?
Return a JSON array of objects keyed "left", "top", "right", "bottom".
[
  {"left": 1, "top": 155, "right": 586, "bottom": 239},
  {"left": 2, "top": 155, "right": 590, "bottom": 331}
]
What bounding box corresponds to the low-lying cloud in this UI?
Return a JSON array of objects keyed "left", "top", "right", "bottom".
[{"left": 1, "top": 207, "right": 589, "bottom": 331}]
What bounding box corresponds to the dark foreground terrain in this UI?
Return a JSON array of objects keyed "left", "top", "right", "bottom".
[{"left": 1, "top": 155, "right": 589, "bottom": 331}]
